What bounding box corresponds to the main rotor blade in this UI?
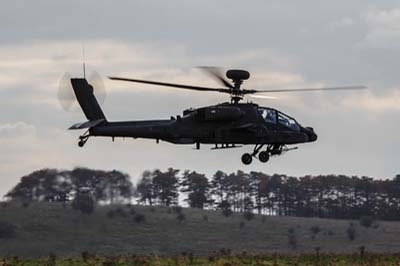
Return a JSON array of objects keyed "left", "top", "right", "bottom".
[
  {"left": 197, "top": 66, "right": 234, "bottom": 89},
  {"left": 109, "top": 76, "right": 231, "bottom": 93},
  {"left": 244, "top": 85, "right": 367, "bottom": 94},
  {"left": 249, "top": 95, "right": 278, "bottom": 100}
]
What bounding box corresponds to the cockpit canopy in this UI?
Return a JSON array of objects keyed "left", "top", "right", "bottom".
[{"left": 258, "top": 107, "right": 300, "bottom": 131}]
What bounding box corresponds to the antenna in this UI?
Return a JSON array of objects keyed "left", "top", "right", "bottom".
[{"left": 82, "top": 43, "right": 86, "bottom": 79}]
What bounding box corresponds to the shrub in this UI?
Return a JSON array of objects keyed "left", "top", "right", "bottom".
[
  {"left": 172, "top": 206, "right": 183, "bottom": 214},
  {"left": 177, "top": 213, "right": 186, "bottom": 223},
  {"left": 107, "top": 210, "right": 116, "bottom": 219},
  {"left": 0, "top": 221, "right": 16, "bottom": 239},
  {"left": 219, "top": 200, "right": 232, "bottom": 217},
  {"left": 239, "top": 221, "right": 245, "bottom": 229},
  {"left": 359, "top": 216, "right": 374, "bottom": 228},
  {"left": 103, "top": 259, "right": 117, "bottom": 266},
  {"left": 359, "top": 245, "right": 366, "bottom": 259},
  {"left": 48, "top": 252, "right": 57, "bottom": 266},
  {"left": 81, "top": 251, "right": 91, "bottom": 263},
  {"left": 188, "top": 252, "right": 194, "bottom": 264},
  {"left": 326, "top": 230, "right": 334, "bottom": 236},
  {"left": 219, "top": 248, "right": 232, "bottom": 256},
  {"left": 310, "top": 225, "right": 321, "bottom": 239},
  {"left": 115, "top": 207, "right": 127, "bottom": 218},
  {"left": 243, "top": 211, "right": 255, "bottom": 221},
  {"left": 134, "top": 213, "right": 145, "bottom": 223},
  {"left": 347, "top": 223, "right": 356, "bottom": 241},
  {"left": 222, "top": 208, "right": 233, "bottom": 217},
  {"left": 261, "top": 216, "right": 266, "bottom": 224},
  {"left": 314, "top": 247, "right": 321, "bottom": 259},
  {"left": 98, "top": 223, "right": 109, "bottom": 233},
  {"left": 72, "top": 194, "right": 95, "bottom": 214},
  {"left": 310, "top": 225, "right": 321, "bottom": 235},
  {"left": 288, "top": 228, "right": 297, "bottom": 249}
]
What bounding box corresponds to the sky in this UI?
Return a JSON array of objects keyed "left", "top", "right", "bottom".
[{"left": 0, "top": 0, "right": 400, "bottom": 197}]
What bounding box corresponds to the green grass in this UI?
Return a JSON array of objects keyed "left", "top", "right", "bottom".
[{"left": 0, "top": 202, "right": 400, "bottom": 257}]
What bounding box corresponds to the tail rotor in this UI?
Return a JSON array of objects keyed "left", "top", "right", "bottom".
[{"left": 58, "top": 72, "right": 76, "bottom": 111}]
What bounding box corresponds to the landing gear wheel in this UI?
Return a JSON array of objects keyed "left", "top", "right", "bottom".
[
  {"left": 78, "top": 130, "right": 89, "bottom": 148},
  {"left": 259, "top": 151, "right": 270, "bottom": 163},
  {"left": 241, "top": 153, "right": 252, "bottom": 165},
  {"left": 78, "top": 140, "right": 85, "bottom": 147}
]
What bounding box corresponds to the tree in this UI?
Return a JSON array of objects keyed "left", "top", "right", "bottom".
[
  {"left": 249, "top": 171, "right": 270, "bottom": 214},
  {"left": 6, "top": 169, "right": 70, "bottom": 203},
  {"left": 101, "top": 170, "right": 133, "bottom": 204},
  {"left": 135, "top": 171, "right": 155, "bottom": 205},
  {"left": 211, "top": 170, "right": 228, "bottom": 207},
  {"left": 70, "top": 168, "right": 106, "bottom": 201},
  {"left": 219, "top": 200, "right": 233, "bottom": 217},
  {"left": 152, "top": 168, "right": 180, "bottom": 206},
  {"left": 6, "top": 168, "right": 133, "bottom": 205},
  {"left": 180, "top": 170, "right": 212, "bottom": 208},
  {"left": 72, "top": 193, "right": 95, "bottom": 214}
]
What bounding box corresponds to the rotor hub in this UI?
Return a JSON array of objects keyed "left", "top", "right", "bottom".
[{"left": 225, "top": 70, "right": 250, "bottom": 103}]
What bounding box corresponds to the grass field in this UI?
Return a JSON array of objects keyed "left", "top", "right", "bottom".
[
  {"left": 1, "top": 202, "right": 400, "bottom": 258},
  {"left": 2, "top": 254, "right": 400, "bottom": 266}
]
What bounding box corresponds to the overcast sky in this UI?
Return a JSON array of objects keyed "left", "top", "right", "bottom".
[{"left": 1, "top": 0, "right": 400, "bottom": 197}]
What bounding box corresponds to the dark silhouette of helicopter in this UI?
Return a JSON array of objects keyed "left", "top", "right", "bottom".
[{"left": 65, "top": 68, "right": 365, "bottom": 164}]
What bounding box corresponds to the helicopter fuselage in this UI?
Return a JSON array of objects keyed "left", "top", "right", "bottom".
[{"left": 89, "top": 102, "right": 317, "bottom": 146}]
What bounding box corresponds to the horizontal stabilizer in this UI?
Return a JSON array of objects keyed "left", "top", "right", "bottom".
[{"left": 68, "top": 119, "right": 105, "bottom": 130}]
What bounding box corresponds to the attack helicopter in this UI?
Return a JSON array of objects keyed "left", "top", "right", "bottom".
[{"left": 61, "top": 67, "right": 365, "bottom": 165}]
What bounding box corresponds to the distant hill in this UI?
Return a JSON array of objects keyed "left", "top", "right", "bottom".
[{"left": 0, "top": 202, "right": 399, "bottom": 257}]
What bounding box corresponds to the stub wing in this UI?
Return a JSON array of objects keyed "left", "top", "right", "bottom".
[
  {"left": 232, "top": 123, "right": 260, "bottom": 132},
  {"left": 68, "top": 119, "right": 106, "bottom": 130}
]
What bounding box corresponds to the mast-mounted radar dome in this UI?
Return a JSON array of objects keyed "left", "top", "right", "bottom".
[{"left": 226, "top": 69, "right": 250, "bottom": 81}]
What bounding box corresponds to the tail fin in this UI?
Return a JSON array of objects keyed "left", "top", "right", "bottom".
[{"left": 70, "top": 78, "right": 106, "bottom": 121}]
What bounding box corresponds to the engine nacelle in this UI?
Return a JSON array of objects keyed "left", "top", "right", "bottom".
[{"left": 196, "top": 106, "right": 243, "bottom": 122}]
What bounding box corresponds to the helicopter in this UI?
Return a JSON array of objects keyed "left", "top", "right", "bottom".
[{"left": 63, "top": 67, "right": 365, "bottom": 165}]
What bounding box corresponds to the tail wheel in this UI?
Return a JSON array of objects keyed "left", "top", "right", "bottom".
[
  {"left": 241, "top": 153, "right": 252, "bottom": 165},
  {"left": 78, "top": 133, "right": 89, "bottom": 147},
  {"left": 259, "top": 151, "right": 270, "bottom": 163},
  {"left": 78, "top": 140, "right": 85, "bottom": 147}
]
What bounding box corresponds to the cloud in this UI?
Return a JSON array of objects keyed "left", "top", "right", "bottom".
[
  {"left": 0, "top": 122, "right": 36, "bottom": 139},
  {"left": 362, "top": 8, "right": 400, "bottom": 49},
  {"left": 0, "top": 39, "right": 305, "bottom": 105},
  {"left": 342, "top": 89, "right": 400, "bottom": 113},
  {"left": 329, "top": 17, "right": 356, "bottom": 30},
  {"left": 0, "top": 38, "right": 396, "bottom": 120}
]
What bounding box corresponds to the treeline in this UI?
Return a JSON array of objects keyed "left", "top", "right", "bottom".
[
  {"left": 5, "top": 168, "right": 132, "bottom": 204},
  {"left": 5, "top": 168, "right": 400, "bottom": 221}
]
